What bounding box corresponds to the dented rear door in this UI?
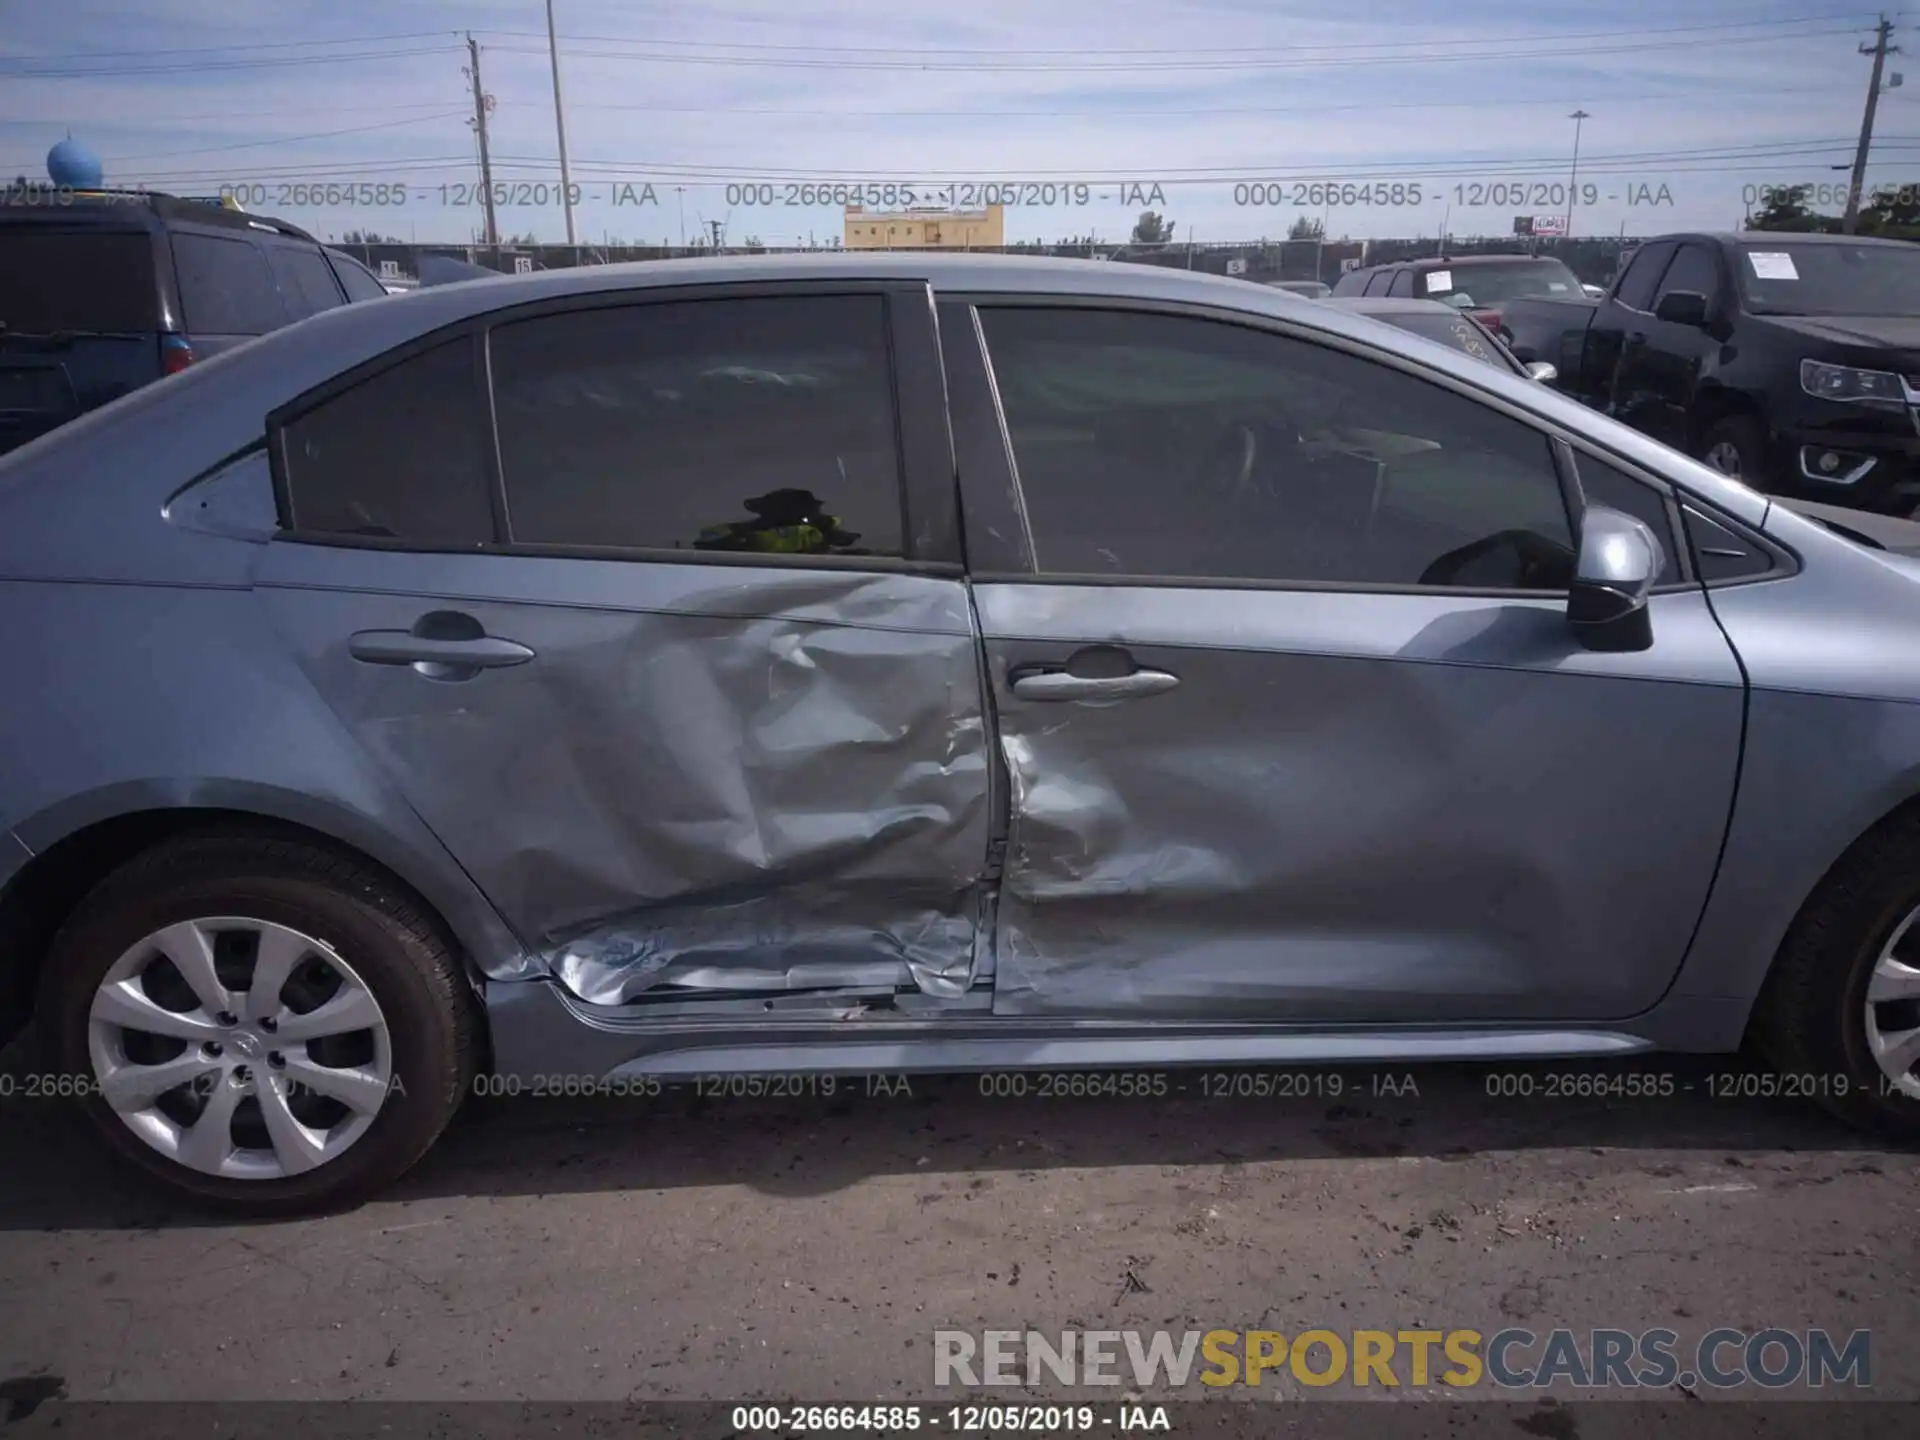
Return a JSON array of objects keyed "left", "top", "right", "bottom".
[{"left": 258, "top": 280, "right": 994, "bottom": 1004}]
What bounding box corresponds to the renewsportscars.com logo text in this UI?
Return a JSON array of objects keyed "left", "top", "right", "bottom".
[{"left": 932, "top": 1327, "right": 1872, "bottom": 1391}]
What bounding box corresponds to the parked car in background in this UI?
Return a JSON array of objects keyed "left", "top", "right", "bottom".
[
  {"left": 7, "top": 252, "right": 1920, "bottom": 1214},
  {"left": 1264, "top": 279, "right": 1331, "bottom": 298},
  {"left": 1325, "top": 296, "right": 1557, "bottom": 381},
  {"left": 1503, "top": 232, "right": 1920, "bottom": 516},
  {"left": 0, "top": 191, "right": 384, "bottom": 456},
  {"left": 1330, "top": 254, "right": 1587, "bottom": 344}
]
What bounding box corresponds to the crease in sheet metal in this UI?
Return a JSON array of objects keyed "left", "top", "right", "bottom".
[
  {"left": 518, "top": 573, "right": 993, "bottom": 1003},
  {"left": 263, "top": 567, "right": 992, "bottom": 1002},
  {"left": 977, "top": 583, "right": 1745, "bottom": 1023}
]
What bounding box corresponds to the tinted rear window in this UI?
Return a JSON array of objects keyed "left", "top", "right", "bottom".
[
  {"left": 264, "top": 245, "right": 344, "bottom": 320},
  {"left": 329, "top": 253, "right": 390, "bottom": 302},
  {"left": 0, "top": 228, "right": 159, "bottom": 332},
  {"left": 280, "top": 338, "right": 493, "bottom": 545},
  {"left": 170, "top": 231, "right": 288, "bottom": 335}
]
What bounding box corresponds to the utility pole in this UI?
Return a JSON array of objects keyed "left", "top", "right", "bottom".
[
  {"left": 1565, "top": 110, "right": 1590, "bottom": 238},
  {"left": 544, "top": 0, "right": 577, "bottom": 247},
  {"left": 465, "top": 34, "right": 499, "bottom": 252},
  {"left": 707, "top": 217, "right": 724, "bottom": 249},
  {"left": 1844, "top": 15, "right": 1899, "bottom": 234}
]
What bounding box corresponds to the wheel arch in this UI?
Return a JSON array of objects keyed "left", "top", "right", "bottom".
[
  {"left": 0, "top": 783, "right": 521, "bottom": 1050},
  {"left": 1685, "top": 383, "right": 1764, "bottom": 454},
  {"left": 1741, "top": 780, "right": 1920, "bottom": 1041}
]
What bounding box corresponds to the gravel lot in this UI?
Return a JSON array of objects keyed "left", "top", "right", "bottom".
[{"left": 1, "top": 1055, "right": 1915, "bottom": 1411}]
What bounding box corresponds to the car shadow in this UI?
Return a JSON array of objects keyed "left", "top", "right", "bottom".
[{"left": 0, "top": 1053, "right": 1907, "bottom": 1232}]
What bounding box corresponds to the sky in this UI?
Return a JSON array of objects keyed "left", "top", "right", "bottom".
[{"left": 0, "top": 0, "right": 1914, "bottom": 246}]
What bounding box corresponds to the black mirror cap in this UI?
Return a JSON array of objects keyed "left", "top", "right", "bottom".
[
  {"left": 1569, "top": 582, "right": 1654, "bottom": 651},
  {"left": 1654, "top": 290, "right": 1710, "bottom": 326}
]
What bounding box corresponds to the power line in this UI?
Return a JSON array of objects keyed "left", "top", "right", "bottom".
[
  {"left": 0, "top": 101, "right": 467, "bottom": 126},
  {"left": 484, "top": 25, "right": 1865, "bottom": 72},
  {"left": 97, "top": 113, "right": 469, "bottom": 164},
  {"left": 487, "top": 136, "right": 1915, "bottom": 181},
  {"left": 476, "top": 12, "right": 1881, "bottom": 59},
  {"left": 0, "top": 44, "right": 456, "bottom": 79},
  {"left": 0, "top": 31, "right": 459, "bottom": 62},
  {"left": 564, "top": 86, "right": 1854, "bottom": 119},
  {"left": 78, "top": 133, "right": 1913, "bottom": 188}
]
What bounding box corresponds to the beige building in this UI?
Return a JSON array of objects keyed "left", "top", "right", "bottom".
[{"left": 843, "top": 203, "right": 1004, "bottom": 249}]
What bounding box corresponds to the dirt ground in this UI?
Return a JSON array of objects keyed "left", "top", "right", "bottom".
[{"left": 0, "top": 1057, "right": 1914, "bottom": 1410}]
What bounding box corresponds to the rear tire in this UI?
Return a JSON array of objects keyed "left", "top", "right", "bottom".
[
  {"left": 1697, "top": 413, "right": 1771, "bottom": 488},
  {"left": 1753, "top": 815, "right": 1920, "bottom": 1139},
  {"left": 37, "top": 833, "right": 478, "bottom": 1214}
]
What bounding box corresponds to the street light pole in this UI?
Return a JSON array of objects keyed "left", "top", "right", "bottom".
[
  {"left": 1566, "top": 110, "right": 1590, "bottom": 238},
  {"left": 544, "top": 0, "right": 577, "bottom": 247}
]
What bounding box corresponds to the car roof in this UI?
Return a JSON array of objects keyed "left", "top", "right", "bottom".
[
  {"left": 1722, "top": 229, "right": 1915, "bottom": 248},
  {"left": 1394, "top": 254, "right": 1564, "bottom": 268},
  {"left": 1324, "top": 297, "right": 1473, "bottom": 317},
  {"left": 0, "top": 191, "right": 317, "bottom": 243}
]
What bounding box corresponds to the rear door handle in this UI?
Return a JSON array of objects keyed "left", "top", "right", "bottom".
[
  {"left": 1010, "top": 669, "right": 1180, "bottom": 702},
  {"left": 348, "top": 632, "right": 535, "bottom": 669}
]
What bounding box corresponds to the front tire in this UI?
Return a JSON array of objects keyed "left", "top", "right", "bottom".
[
  {"left": 38, "top": 834, "right": 478, "bottom": 1214},
  {"left": 1697, "top": 413, "right": 1771, "bottom": 488},
  {"left": 1753, "top": 816, "right": 1920, "bottom": 1139}
]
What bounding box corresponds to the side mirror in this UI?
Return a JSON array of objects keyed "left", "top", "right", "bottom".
[
  {"left": 1653, "top": 290, "right": 1710, "bottom": 327},
  {"left": 1568, "top": 505, "right": 1662, "bottom": 653},
  {"left": 1526, "top": 361, "right": 1559, "bottom": 384}
]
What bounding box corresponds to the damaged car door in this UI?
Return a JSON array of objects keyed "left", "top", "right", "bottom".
[
  {"left": 257, "top": 283, "right": 995, "bottom": 1006},
  {"left": 950, "top": 299, "right": 1744, "bottom": 1024}
]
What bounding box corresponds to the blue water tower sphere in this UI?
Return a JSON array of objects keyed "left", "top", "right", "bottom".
[{"left": 47, "top": 137, "right": 103, "bottom": 189}]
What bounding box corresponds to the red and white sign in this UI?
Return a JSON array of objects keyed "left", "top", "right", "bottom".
[{"left": 1531, "top": 214, "right": 1568, "bottom": 237}]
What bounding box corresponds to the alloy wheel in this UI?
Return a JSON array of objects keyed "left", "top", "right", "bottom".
[
  {"left": 1704, "top": 440, "right": 1743, "bottom": 477},
  {"left": 1866, "top": 908, "right": 1920, "bottom": 1100},
  {"left": 86, "top": 917, "right": 393, "bottom": 1179}
]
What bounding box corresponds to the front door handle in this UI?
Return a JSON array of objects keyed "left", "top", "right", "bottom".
[
  {"left": 1010, "top": 669, "right": 1180, "bottom": 702},
  {"left": 349, "top": 632, "right": 535, "bottom": 668}
]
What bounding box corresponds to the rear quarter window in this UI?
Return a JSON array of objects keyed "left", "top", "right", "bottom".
[
  {"left": 329, "top": 253, "right": 390, "bottom": 303},
  {"left": 170, "top": 230, "right": 288, "bottom": 335},
  {"left": 278, "top": 338, "right": 493, "bottom": 546},
  {"left": 0, "top": 228, "right": 160, "bottom": 332},
  {"left": 264, "top": 245, "right": 345, "bottom": 320}
]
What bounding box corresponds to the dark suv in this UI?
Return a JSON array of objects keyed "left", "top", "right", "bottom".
[
  {"left": 0, "top": 189, "right": 390, "bottom": 456},
  {"left": 1331, "top": 254, "right": 1587, "bottom": 344}
]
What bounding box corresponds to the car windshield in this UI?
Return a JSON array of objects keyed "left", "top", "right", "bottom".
[
  {"left": 1419, "top": 259, "right": 1584, "bottom": 306},
  {"left": 1373, "top": 311, "right": 1518, "bottom": 371},
  {"left": 1735, "top": 242, "right": 1920, "bottom": 317}
]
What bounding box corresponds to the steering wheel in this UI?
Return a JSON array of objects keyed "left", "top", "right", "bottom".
[
  {"left": 1193, "top": 412, "right": 1308, "bottom": 503},
  {"left": 1194, "top": 420, "right": 1259, "bottom": 497}
]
